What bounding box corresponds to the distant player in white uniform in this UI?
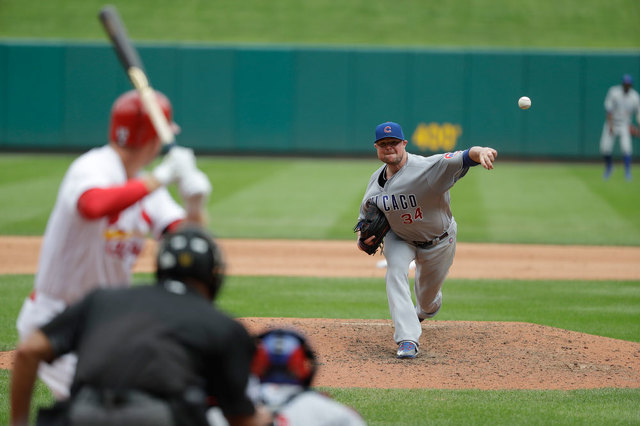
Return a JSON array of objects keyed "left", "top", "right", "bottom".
[
  {"left": 357, "top": 121, "right": 497, "bottom": 359},
  {"left": 249, "top": 328, "right": 366, "bottom": 426},
  {"left": 16, "top": 89, "right": 212, "bottom": 399},
  {"left": 600, "top": 74, "right": 640, "bottom": 181}
]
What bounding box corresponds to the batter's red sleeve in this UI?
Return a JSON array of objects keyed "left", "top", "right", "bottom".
[{"left": 77, "top": 179, "right": 150, "bottom": 220}]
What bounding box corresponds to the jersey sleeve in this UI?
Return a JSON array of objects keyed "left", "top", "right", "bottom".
[
  {"left": 77, "top": 179, "right": 150, "bottom": 219},
  {"left": 141, "top": 188, "right": 186, "bottom": 239},
  {"left": 61, "top": 148, "right": 128, "bottom": 214},
  {"left": 40, "top": 291, "right": 96, "bottom": 359},
  {"left": 429, "top": 150, "right": 470, "bottom": 192}
]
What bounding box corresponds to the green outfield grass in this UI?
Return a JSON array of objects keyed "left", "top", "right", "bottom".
[
  {"left": 1, "top": 154, "right": 639, "bottom": 245},
  {"left": 3, "top": 274, "right": 638, "bottom": 350},
  {"left": 326, "top": 388, "right": 640, "bottom": 425},
  {"left": 1, "top": 372, "right": 638, "bottom": 426},
  {"left": 1, "top": 273, "right": 639, "bottom": 424},
  {"left": 1, "top": 376, "right": 638, "bottom": 426},
  {"left": 0, "top": 0, "right": 638, "bottom": 49}
]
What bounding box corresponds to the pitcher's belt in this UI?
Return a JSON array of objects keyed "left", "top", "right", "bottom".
[{"left": 413, "top": 232, "right": 449, "bottom": 249}]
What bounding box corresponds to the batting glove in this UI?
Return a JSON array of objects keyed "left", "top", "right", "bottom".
[
  {"left": 178, "top": 168, "right": 212, "bottom": 199},
  {"left": 151, "top": 146, "right": 197, "bottom": 186}
]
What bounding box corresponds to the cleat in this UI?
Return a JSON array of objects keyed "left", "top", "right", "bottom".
[{"left": 396, "top": 341, "right": 418, "bottom": 359}]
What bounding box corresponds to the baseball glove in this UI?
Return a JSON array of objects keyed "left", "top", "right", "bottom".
[
  {"left": 354, "top": 199, "right": 390, "bottom": 255},
  {"left": 631, "top": 124, "right": 640, "bottom": 138}
]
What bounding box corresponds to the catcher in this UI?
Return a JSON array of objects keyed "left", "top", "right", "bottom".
[{"left": 355, "top": 121, "right": 497, "bottom": 359}]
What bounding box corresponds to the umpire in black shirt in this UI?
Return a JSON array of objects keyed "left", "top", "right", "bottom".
[{"left": 11, "top": 226, "right": 270, "bottom": 426}]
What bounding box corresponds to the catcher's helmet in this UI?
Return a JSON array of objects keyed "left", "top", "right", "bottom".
[
  {"left": 109, "top": 89, "right": 177, "bottom": 148},
  {"left": 251, "top": 328, "right": 317, "bottom": 388},
  {"left": 156, "top": 226, "right": 225, "bottom": 300}
]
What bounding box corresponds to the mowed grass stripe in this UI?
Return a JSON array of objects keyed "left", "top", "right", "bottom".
[
  {"left": 3, "top": 275, "right": 638, "bottom": 345},
  {"left": 198, "top": 157, "right": 287, "bottom": 204},
  {"left": 0, "top": 154, "right": 638, "bottom": 245},
  {"left": 327, "top": 388, "right": 640, "bottom": 426},
  {"left": 569, "top": 165, "right": 640, "bottom": 237},
  {"left": 0, "top": 156, "right": 70, "bottom": 234},
  {"left": 0, "top": 179, "right": 59, "bottom": 232},
  {"left": 453, "top": 163, "right": 640, "bottom": 245},
  {"left": 0, "top": 0, "right": 638, "bottom": 48},
  {"left": 209, "top": 158, "right": 379, "bottom": 239}
]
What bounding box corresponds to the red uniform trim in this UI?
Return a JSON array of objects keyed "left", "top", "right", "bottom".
[
  {"left": 164, "top": 219, "right": 184, "bottom": 234},
  {"left": 141, "top": 210, "right": 152, "bottom": 226},
  {"left": 77, "top": 179, "right": 150, "bottom": 220}
]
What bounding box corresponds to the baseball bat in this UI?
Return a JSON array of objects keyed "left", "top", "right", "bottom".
[{"left": 99, "top": 5, "right": 175, "bottom": 146}]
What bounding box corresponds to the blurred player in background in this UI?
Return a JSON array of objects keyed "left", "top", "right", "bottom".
[
  {"left": 15, "top": 89, "right": 212, "bottom": 400},
  {"left": 249, "top": 328, "right": 366, "bottom": 426},
  {"left": 600, "top": 74, "right": 640, "bottom": 181},
  {"left": 357, "top": 121, "right": 497, "bottom": 359},
  {"left": 11, "top": 226, "right": 270, "bottom": 426}
]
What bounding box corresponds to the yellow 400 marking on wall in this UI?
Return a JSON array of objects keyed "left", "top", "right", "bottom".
[{"left": 411, "top": 122, "right": 462, "bottom": 152}]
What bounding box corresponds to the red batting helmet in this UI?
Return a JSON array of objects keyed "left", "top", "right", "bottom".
[
  {"left": 109, "top": 89, "right": 177, "bottom": 148},
  {"left": 251, "top": 328, "right": 317, "bottom": 388}
]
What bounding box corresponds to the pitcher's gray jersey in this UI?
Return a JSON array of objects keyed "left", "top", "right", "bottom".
[{"left": 359, "top": 151, "right": 470, "bottom": 242}]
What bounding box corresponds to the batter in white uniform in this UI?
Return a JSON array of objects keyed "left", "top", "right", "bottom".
[
  {"left": 600, "top": 74, "right": 640, "bottom": 181},
  {"left": 16, "top": 89, "right": 212, "bottom": 398},
  {"left": 357, "top": 121, "right": 497, "bottom": 359}
]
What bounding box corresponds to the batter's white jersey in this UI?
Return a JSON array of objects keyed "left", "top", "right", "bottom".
[
  {"left": 18, "top": 145, "right": 186, "bottom": 399},
  {"left": 359, "top": 151, "right": 470, "bottom": 242},
  {"left": 35, "top": 145, "right": 185, "bottom": 305}
]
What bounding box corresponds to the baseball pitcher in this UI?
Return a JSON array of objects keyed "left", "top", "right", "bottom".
[{"left": 356, "top": 121, "right": 497, "bottom": 359}]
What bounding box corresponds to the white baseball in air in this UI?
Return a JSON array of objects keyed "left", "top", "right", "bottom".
[
  {"left": 518, "top": 96, "right": 531, "bottom": 109},
  {"left": 376, "top": 259, "right": 416, "bottom": 270}
]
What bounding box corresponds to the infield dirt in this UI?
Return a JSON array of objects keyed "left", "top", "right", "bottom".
[{"left": 1, "top": 237, "right": 639, "bottom": 390}]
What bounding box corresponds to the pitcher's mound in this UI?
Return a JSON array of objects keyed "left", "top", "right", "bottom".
[{"left": 241, "top": 318, "right": 640, "bottom": 390}]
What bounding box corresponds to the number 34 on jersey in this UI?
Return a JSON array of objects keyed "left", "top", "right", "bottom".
[
  {"left": 401, "top": 207, "right": 423, "bottom": 224},
  {"left": 376, "top": 193, "right": 423, "bottom": 225}
]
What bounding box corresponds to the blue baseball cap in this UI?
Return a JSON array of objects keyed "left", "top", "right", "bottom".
[
  {"left": 375, "top": 122, "right": 405, "bottom": 143},
  {"left": 622, "top": 74, "right": 633, "bottom": 85}
]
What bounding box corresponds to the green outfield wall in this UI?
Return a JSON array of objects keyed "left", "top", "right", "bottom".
[{"left": 0, "top": 41, "right": 638, "bottom": 157}]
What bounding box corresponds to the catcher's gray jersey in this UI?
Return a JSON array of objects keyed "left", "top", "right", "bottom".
[{"left": 359, "top": 151, "right": 470, "bottom": 243}]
